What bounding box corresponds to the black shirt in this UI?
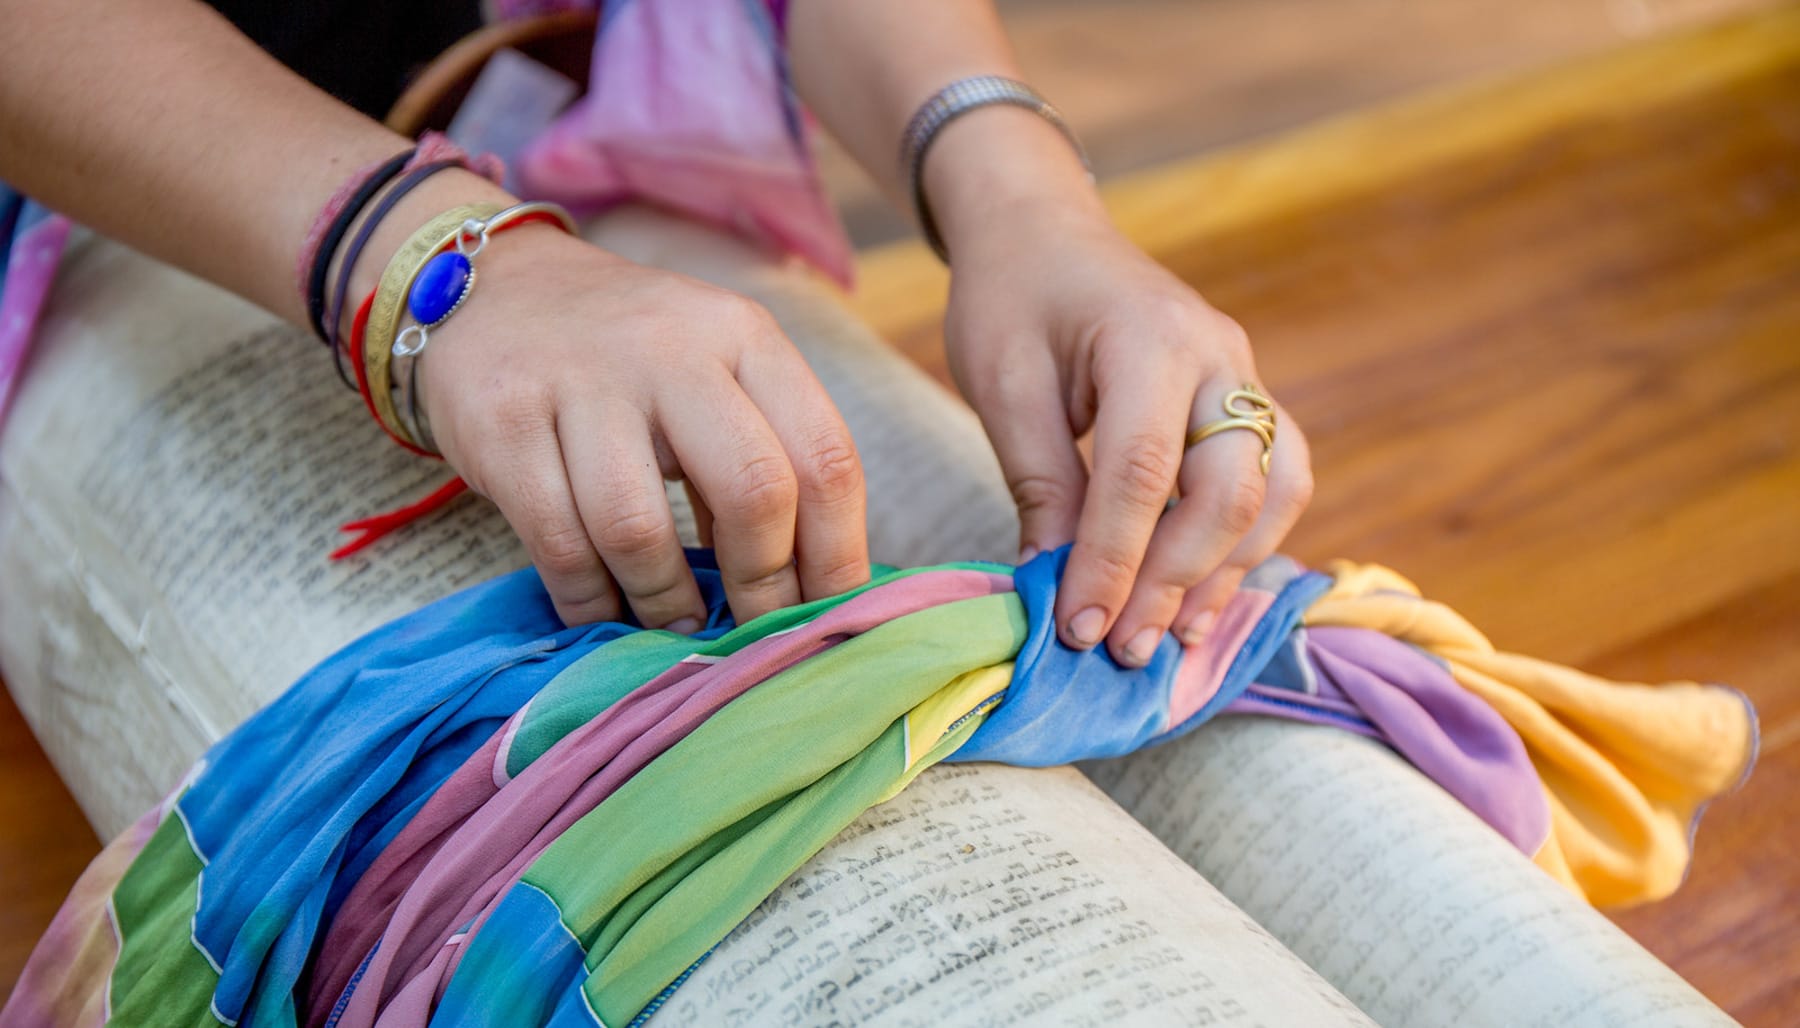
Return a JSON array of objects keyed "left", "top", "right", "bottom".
[{"left": 204, "top": 0, "right": 485, "bottom": 119}]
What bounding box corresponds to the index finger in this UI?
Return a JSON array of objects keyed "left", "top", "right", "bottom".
[{"left": 1055, "top": 352, "right": 1200, "bottom": 649}]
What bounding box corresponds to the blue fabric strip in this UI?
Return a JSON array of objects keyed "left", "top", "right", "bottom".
[{"left": 951, "top": 546, "right": 1332, "bottom": 764}]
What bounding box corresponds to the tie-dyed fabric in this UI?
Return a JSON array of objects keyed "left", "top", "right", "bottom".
[{"left": 3, "top": 548, "right": 1754, "bottom": 1027}]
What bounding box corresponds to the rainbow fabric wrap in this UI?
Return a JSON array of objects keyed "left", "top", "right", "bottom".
[{"left": 3, "top": 549, "right": 1755, "bottom": 1027}]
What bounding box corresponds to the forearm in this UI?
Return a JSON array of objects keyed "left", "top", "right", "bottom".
[
  {"left": 0, "top": 0, "right": 510, "bottom": 325},
  {"left": 786, "top": 0, "right": 1102, "bottom": 256}
]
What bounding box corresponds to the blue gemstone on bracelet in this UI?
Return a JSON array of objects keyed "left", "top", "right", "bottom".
[{"left": 410, "top": 252, "right": 474, "bottom": 326}]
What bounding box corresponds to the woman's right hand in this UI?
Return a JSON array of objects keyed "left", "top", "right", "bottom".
[{"left": 416, "top": 225, "right": 872, "bottom": 630}]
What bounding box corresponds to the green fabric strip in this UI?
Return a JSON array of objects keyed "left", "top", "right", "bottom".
[
  {"left": 108, "top": 812, "right": 226, "bottom": 1027},
  {"left": 593, "top": 720, "right": 911, "bottom": 1020},
  {"left": 597, "top": 666, "right": 1003, "bottom": 1022},
  {"left": 506, "top": 562, "right": 1001, "bottom": 775}
]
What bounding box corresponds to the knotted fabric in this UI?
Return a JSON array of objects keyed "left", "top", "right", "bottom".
[{"left": 3, "top": 549, "right": 1755, "bottom": 1027}]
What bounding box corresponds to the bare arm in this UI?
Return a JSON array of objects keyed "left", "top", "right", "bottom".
[
  {"left": 785, "top": 2, "right": 1098, "bottom": 236},
  {"left": 0, "top": 0, "right": 515, "bottom": 322}
]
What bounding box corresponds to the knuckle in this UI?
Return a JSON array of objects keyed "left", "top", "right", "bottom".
[
  {"left": 1138, "top": 574, "right": 1195, "bottom": 609},
  {"left": 1081, "top": 545, "right": 1143, "bottom": 590},
  {"left": 1110, "top": 438, "right": 1180, "bottom": 506},
  {"left": 728, "top": 561, "right": 795, "bottom": 601},
  {"left": 967, "top": 329, "right": 1065, "bottom": 403},
  {"left": 967, "top": 371, "right": 1020, "bottom": 418},
  {"left": 534, "top": 522, "right": 600, "bottom": 579},
  {"left": 1009, "top": 473, "right": 1076, "bottom": 518},
  {"left": 1146, "top": 294, "right": 1205, "bottom": 337},
  {"left": 1210, "top": 310, "right": 1251, "bottom": 348},
  {"left": 554, "top": 593, "right": 620, "bottom": 627},
  {"left": 1212, "top": 475, "right": 1266, "bottom": 536},
  {"left": 1279, "top": 464, "right": 1315, "bottom": 518},
  {"left": 715, "top": 292, "right": 777, "bottom": 335},
  {"left": 594, "top": 505, "right": 671, "bottom": 559},
  {"left": 622, "top": 573, "right": 692, "bottom": 611},
  {"left": 811, "top": 553, "right": 870, "bottom": 595},
  {"left": 1210, "top": 322, "right": 1254, "bottom": 367},
  {"left": 797, "top": 433, "right": 864, "bottom": 499},
  {"left": 485, "top": 385, "right": 555, "bottom": 441},
  {"left": 726, "top": 453, "right": 800, "bottom": 522}
]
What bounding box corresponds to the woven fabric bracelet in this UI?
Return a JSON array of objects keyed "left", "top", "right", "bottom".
[
  {"left": 323, "top": 160, "right": 463, "bottom": 390},
  {"left": 898, "top": 75, "right": 1090, "bottom": 262},
  {"left": 300, "top": 148, "right": 415, "bottom": 343}
]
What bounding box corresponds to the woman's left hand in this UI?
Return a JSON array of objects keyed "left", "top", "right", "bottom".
[{"left": 944, "top": 203, "right": 1313, "bottom": 667}]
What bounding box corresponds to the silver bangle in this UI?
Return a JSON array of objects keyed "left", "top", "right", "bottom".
[{"left": 899, "top": 75, "right": 1090, "bottom": 263}]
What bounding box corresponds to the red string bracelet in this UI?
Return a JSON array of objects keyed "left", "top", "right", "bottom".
[
  {"left": 333, "top": 290, "right": 462, "bottom": 558},
  {"left": 333, "top": 481, "right": 471, "bottom": 560}
]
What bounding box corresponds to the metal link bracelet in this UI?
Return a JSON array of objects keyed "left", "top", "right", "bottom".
[{"left": 899, "top": 75, "right": 1091, "bottom": 262}]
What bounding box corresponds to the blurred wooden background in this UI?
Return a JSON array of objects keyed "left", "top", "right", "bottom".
[
  {"left": 3, "top": 0, "right": 1794, "bottom": 1020},
  {"left": 827, "top": 0, "right": 1778, "bottom": 244}
]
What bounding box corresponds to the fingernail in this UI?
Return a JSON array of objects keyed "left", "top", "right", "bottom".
[
  {"left": 1067, "top": 606, "right": 1108, "bottom": 648},
  {"left": 1019, "top": 545, "right": 1041, "bottom": 564},
  {"left": 1177, "top": 610, "right": 1217, "bottom": 646},
  {"left": 1123, "top": 626, "right": 1164, "bottom": 667},
  {"left": 666, "top": 616, "right": 702, "bottom": 635}
]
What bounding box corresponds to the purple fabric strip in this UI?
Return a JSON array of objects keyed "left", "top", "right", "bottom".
[
  {"left": 1223, "top": 689, "right": 1382, "bottom": 740},
  {"left": 1304, "top": 626, "right": 1550, "bottom": 854}
]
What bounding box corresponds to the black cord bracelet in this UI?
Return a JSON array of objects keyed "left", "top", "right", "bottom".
[{"left": 305, "top": 149, "right": 415, "bottom": 343}]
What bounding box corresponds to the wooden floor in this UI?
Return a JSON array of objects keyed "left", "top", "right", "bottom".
[{"left": 2, "top": 0, "right": 1794, "bottom": 1020}]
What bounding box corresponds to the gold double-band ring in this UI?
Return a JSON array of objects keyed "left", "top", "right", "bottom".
[{"left": 1185, "top": 384, "right": 1277, "bottom": 475}]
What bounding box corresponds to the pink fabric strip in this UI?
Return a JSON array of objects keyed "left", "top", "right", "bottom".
[
  {"left": 0, "top": 214, "right": 70, "bottom": 426},
  {"left": 514, "top": 0, "right": 854, "bottom": 285},
  {"left": 293, "top": 152, "right": 410, "bottom": 301},
  {"left": 1167, "top": 588, "right": 1278, "bottom": 725}
]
